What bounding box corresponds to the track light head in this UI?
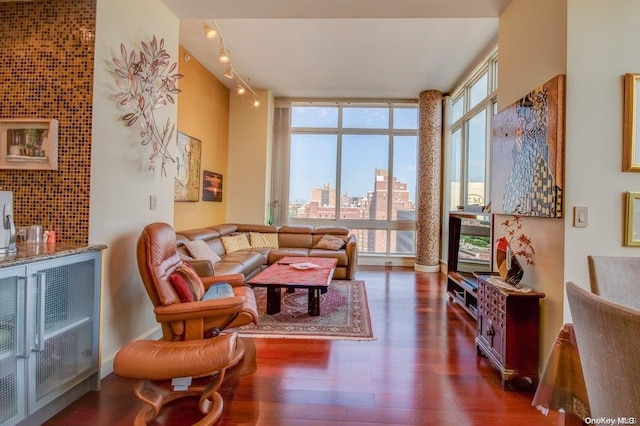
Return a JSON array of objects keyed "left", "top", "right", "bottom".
[
  {"left": 236, "top": 81, "right": 246, "bottom": 95},
  {"left": 224, "top": 63, "right": 234, "bottom": 79},
  {"left": 219, "top": 45, "right": 229, "bottom": 63},
  {"left": 203, "top": 23, "right": 217, "bottom": 39},
  {"left": 253, "top": 98, "right": 260, "bottom": 107}
]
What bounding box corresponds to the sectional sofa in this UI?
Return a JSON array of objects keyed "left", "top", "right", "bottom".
[{"left": 175, "top": 223, "right": 358, "bottom": 281}]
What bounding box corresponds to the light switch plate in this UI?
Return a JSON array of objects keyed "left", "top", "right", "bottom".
[
  {"left": 150, "top": 195, "right": 157, "bottom": 211},
  {"left": 574, "top": 206, "right": 588, "bottom": 228}
]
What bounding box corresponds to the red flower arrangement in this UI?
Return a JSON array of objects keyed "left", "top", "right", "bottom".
[{"left": 499, "top": 215, "right": 535, "bottom": 265}]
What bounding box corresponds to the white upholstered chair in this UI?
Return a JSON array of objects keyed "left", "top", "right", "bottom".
[
  {"left": 587, "top": 255, "right": 640, "bottom": 310},
  {"left": 566, "top": 281, "right": 640, "bottom": 418}
]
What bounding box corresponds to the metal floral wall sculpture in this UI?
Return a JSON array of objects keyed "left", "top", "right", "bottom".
[{"left": 112, "top": 36, "right": 182, "bottom": 176}]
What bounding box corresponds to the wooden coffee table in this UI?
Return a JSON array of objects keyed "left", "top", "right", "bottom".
[{"left": 247, "top": 256, "right": 338, "bottom": 316}]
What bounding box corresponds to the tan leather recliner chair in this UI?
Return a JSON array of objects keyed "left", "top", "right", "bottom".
[{"left": 137, "top": 222, "right": 259, "bottom": 363}]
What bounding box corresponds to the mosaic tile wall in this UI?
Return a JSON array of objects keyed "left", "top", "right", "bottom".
[{"left": 0, "top": 0, "right": 96, "bottom": 244}]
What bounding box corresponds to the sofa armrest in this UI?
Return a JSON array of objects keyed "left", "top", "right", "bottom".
[
  {"left": 345, "top": 234, "right": 358, "bottom": 279},
  {"left": 186, "top": 259, "right": 215, "bottom": 277}
]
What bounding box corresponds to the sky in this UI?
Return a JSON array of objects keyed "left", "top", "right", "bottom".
[{"left": 288, "top": 106, "right": 418, "bottom": 203}]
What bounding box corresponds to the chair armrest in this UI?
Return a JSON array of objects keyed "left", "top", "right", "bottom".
[
  {"left": 202, "top": 273, "right": 245, "bottom": 287},
  {"left": 154, "top": 297, "right": 245, "bottom": 322}
]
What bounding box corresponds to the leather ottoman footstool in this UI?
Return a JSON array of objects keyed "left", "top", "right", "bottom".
[{"left": 114, "top": 332, "right": 237, "bottom": 426}]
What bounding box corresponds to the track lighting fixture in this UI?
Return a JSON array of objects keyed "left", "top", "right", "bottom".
[
  {"left": 236, "top": 81, "right": 246, "bottom": 95},
  {"left": 202, "top": 19, "right": 260, "bottom": 107},
  {"left": 218, "top": 45, "right": 229, "bottom": 63},
  {"left": 224, "top": 63, "right": 233, "bottom": 79},
  {"left": 203, "top": 23, "right": 217, "bottom": 39}
]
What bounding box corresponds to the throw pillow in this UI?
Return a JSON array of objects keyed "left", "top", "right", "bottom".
[
  {"left": 221, "top": 234, "right": 250, "bottom": 253},
  {"left": 169, "top": 263, "right": 205, "bottom": 302},
  {"left": 250, "top": 232, "right": 279, "bottom": 248},
  {"left": 202, "top": 282, "right": 235, "bottom": 300},
  {"left": 313, "top": 235, "right": 346, "bottom": 251},
  {"left": 184, "top": 239, "right": 222, "bottom": 265}
]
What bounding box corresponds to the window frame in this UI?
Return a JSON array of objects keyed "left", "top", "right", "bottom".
[
  {"left": 446, "top": 47, "right": 498, "bottom": 212},
  {"left": 443, "top": 45, "right": 498, "bottom": 262},
  {"left": 284, "top": 100, "right": 419, "bottom": 258}
]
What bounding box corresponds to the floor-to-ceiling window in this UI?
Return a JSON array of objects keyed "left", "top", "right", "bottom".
[
  {"left": 443, "top": 45, "right": 497, "bottom": 260},
  {"left": 284, "top": 101, "right": 418, "bottom": 258},
  {"left": 447, "top": 48, "right": 497, "bottom": 211}
]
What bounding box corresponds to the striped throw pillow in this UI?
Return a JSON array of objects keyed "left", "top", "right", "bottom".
[{"left": 169, "top": 262, "right": 205, "bottom": 302}]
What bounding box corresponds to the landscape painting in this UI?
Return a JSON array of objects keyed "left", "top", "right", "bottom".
[
  {"left": 490, "top": 74, "right": 566, "bottom": 218},
  {"left": 203, "top": 170, "right": 223, "bottom": 202}
]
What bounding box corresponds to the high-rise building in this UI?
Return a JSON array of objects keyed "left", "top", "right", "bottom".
[
  {"left": 300, "top": 170, "right": 415, "bottom": 254},
  {"left": 368, "top": 169, "right": 414, "bottom": 252},
  {"left": 310, "top": 183, "right": 336, "bottom": 207}
]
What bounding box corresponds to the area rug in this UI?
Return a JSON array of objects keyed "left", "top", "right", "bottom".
[{"left": 234, "top": 280, "right": 374, "bottom": 340}]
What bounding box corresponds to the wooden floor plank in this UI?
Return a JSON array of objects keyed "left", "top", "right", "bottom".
[{"left": 44, "top": 267, "right": 562, "bottom": 425}]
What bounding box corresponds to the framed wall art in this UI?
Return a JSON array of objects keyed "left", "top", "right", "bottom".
[
  {"left": 203, "top": 170, "right": 223, "bottom": 202},
  {"left": 624, "top": 191, "right": 640, "bottom": 246},
  {"left": 174, "top": 131, "right": 201, "bottom": 202},
  {"left": 0, "top": 119, "right": 58, "bottom": 170},
  {"left": 490, "top": 74, "right": 566, "bottom": 218},
  {"left": 623, "top": 73, "right": 640, "bottom": 171}
]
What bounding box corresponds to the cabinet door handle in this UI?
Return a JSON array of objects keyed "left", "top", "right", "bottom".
[
  {"left": 17, "top": 276, "right": 29, "bottom": 359},
  {"left": 487, "top": 326, "right": 495, "bottom": 336},
  {"left": 34, "top": 272, "right": 46, "bottom": 353}
]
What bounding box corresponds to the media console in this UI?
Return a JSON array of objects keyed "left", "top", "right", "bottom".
[{"left": 446, "top": 212, "right": 492, "bottom": 320}]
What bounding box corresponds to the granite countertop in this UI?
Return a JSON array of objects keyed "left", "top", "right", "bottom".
[{"left": 0, "top": 242, "right": 107, "bottom": 268}]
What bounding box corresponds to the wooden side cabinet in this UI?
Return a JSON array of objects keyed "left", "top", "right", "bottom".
[{"left": 475, "top": 274, "right": 545, "bottom": 391}]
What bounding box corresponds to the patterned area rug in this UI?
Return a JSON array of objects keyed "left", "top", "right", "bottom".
[{"left": 234, "top": 280, "right": 374, "bottom": 340}]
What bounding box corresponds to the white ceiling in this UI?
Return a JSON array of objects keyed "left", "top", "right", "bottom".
[{"left": 161, "top": 0, "right": 511, "bottom": 99}]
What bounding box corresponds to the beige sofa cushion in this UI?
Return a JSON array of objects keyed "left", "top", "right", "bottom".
[
  {"left": 250, "top": 232, "right": 279, "bottom": 248},
  {"left": 221, "top": 234, "right": 250, "bottom": 253},
  {"left": 184, "top": 240, "right": 222, "bottom": 265},
  {"left": 313, "top": 235, "right": 345, "bottom": 250}
]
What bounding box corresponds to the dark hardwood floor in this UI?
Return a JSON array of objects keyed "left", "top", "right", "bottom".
[{"left": 45, "top": 266, "right": 561, "bottom": 425}]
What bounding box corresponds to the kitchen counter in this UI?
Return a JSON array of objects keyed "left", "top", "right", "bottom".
[{"left": 0, "top": 242, "right": 107, "bottom": 268}]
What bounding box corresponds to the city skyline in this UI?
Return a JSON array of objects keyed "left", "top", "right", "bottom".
[
  {"left": 289, "top": 105, "right": 418, "bottom": 204},
  {"left": 289, "top": 134, "right": 417, "bottom": 203}
]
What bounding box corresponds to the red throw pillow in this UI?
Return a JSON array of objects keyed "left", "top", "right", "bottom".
[{"left": 169, "top": 262, "right": 205, "bottom": 302}]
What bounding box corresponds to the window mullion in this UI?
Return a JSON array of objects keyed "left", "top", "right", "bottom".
[
  {"left": 335, "top": 104, "right": 343, "bottom": 221},
  {"left": 462, "top": 119, "right": 471, "bottom": 207}
]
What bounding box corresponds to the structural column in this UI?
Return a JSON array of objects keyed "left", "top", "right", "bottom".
[{"left": 415, "top": 90, "right": 442, "bottom": 273}]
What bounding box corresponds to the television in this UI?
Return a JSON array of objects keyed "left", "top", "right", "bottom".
[{"left": 446, "top": 212, "right": 492, "bottom": 318}]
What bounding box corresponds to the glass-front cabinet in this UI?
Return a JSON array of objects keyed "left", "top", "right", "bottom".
[{"left": 0, "top": 249, "right": 103, "bottom": 426}]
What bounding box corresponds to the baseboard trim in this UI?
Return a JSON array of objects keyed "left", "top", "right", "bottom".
[{"left": 414, "top": 263, "right": 441, "bottom": 273}]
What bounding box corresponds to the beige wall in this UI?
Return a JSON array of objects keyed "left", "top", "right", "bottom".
[
  {"left": 227, "top": 89, "right": 275, "bottom": 224},
  {"left": 90, "top": 0, "right": 178, "bottom": 375},
  {"left": 174, "top": 45, "right": 230, "bottom": 231},
  {"left": 563, "top": 0, "right": 640, "bottom": 316},
  {"left": 497, "top": 0, "right": 567, "bottom": 366},
  {"left": 498, "top": 0, "right": 567, "bottom": 110}
]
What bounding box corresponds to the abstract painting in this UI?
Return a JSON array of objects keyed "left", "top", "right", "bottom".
[
  {"left": 174, "top": 131, "right": 201, "bottom": 202},
  {"left": 203, "top": 170, "right": 223, "bottom": 202},
  {"left": 490, "top": 74, "right": 565, "bottom": 218}
]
